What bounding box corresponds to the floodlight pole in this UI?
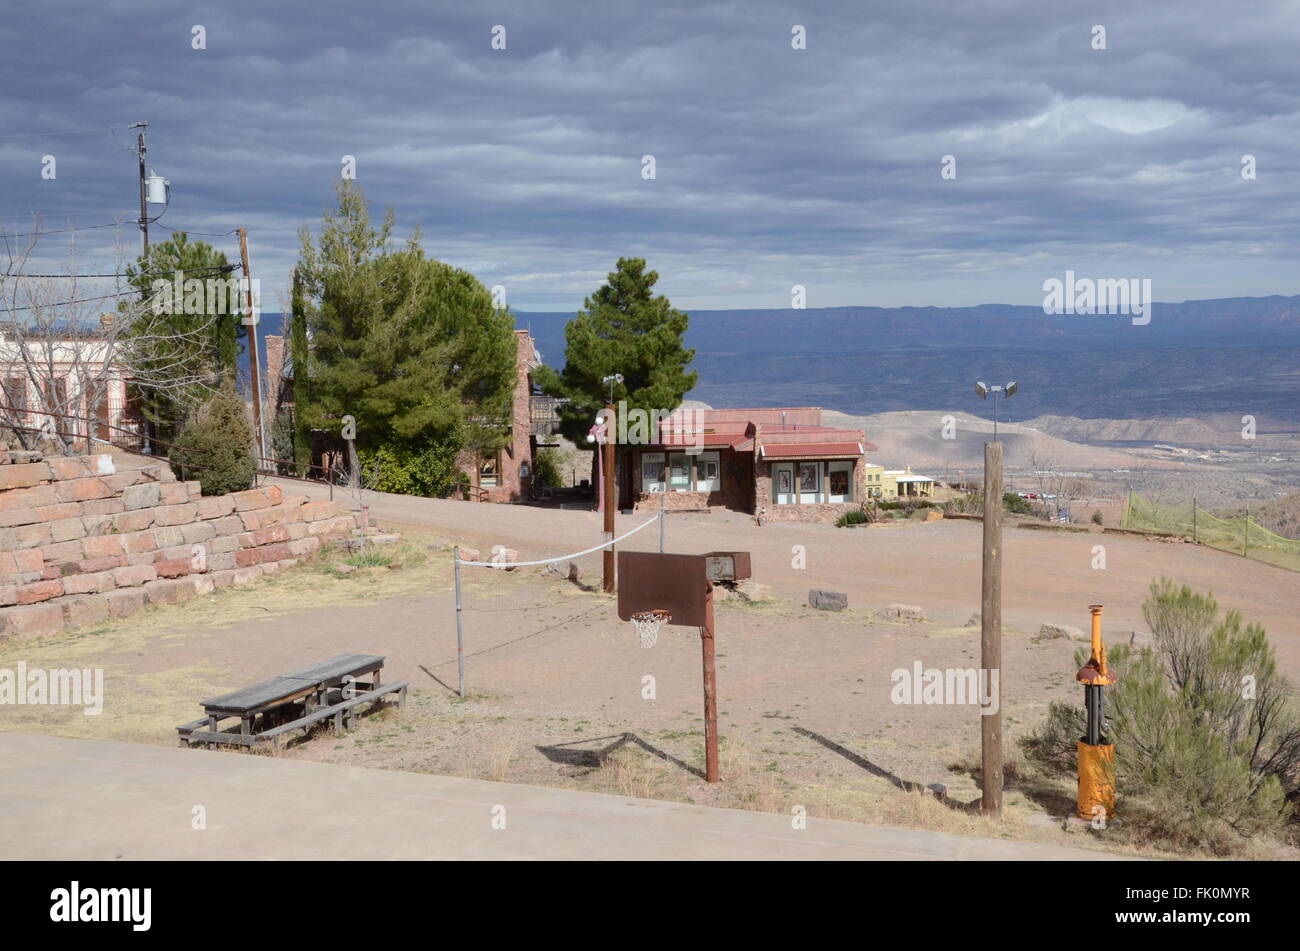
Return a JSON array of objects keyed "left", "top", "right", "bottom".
[
  {"left": 980, "top": 441, "right": 1004, "bottom": 817},
  {"left": 701, "top": 586, "right": 719, "bottom": 783},
  {"left": 603, "top": 401, "right": 616, "bottom": 593}
]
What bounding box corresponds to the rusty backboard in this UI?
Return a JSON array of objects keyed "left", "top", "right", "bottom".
[
  {"left": 702, "top": 551, "right": 752, "bottom": 583},
  {"left": 617, "top": 551, "right": 709, "bottom": 627}
]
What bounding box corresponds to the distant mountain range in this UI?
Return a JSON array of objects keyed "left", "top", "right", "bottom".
[
  {"left": 243, "top": 296, "right": 1300, "bottom": 428},
  {"left": 518, "top": 296, "right": 1300, "bottom": 427}
]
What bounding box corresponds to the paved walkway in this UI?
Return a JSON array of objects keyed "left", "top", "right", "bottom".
[{"left": 1, "top": 733, "right": 1127, "bottom": 860}]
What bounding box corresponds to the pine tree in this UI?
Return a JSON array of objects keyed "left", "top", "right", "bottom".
[
  {"left": 294, "top": 182, "right": 516, "bottom": 483},
  {"left": 535, "top": 258, "right": 696, "bottom": 445}
]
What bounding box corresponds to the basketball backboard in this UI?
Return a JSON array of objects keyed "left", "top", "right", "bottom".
[{"left": 617, "top": 551, "right": 710, "bottom": 628}]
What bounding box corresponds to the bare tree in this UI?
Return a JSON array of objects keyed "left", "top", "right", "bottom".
[{"left": 0, "top": 221, "right": 225, "bottom": 454}]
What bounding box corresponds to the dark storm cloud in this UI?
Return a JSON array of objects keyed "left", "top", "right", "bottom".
[{"left": 2, "top": 0, "right": 1297, "bottom": 310}]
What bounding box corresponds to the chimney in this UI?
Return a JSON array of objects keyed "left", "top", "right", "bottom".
[{"left": 264, "top": 335, "right": 285, "bottom": 409}]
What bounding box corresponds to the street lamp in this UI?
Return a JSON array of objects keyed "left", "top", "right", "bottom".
[{"left": 974, "top": 380, "right": 1017, "bottom": 441}]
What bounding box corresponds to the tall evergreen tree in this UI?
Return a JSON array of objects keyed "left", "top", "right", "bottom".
[
  {"left": 535, "top": 258, "right": 696, "bottom": 445},
  {"left": 124, "top": 232, "right": 240, "bottom": 438},
  {"left": 295, "top": 182, "right": 516, "bottom": 487}
]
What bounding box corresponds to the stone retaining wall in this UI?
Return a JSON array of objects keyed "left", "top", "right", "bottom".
[{"left": 0, "top": 450, "right": 356, "bottom": 639}]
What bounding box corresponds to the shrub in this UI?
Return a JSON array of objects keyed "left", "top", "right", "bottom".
[
  {"left": 1020, "top": 578, "right": 1300, "bottom": 853},
  {"left": 1091, "top": 510, "right": 1104, "bottom": 525},
  {"left": 1002, "top": 492, "right": 1032, "bottom": 515},
  {"left": 170, "top": 379, "right": 255, "bottom": 495},
  {"left": 835, "top": 510, "right": 869, "bottom": 527},
  {"left": 357, "top": 436, "right": 461, "bottom": 498},
  {"left": 533, "top": 446, "right": 563, "bottom": 487}
]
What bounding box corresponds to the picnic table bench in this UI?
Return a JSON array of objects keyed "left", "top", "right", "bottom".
[{"left": 177, "top": 653, "right": 408, "bottom": 749}]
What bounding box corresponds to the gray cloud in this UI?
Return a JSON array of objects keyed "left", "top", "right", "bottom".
[{"left": 3, "top": 0, "right": 1297, "bottom": 311}]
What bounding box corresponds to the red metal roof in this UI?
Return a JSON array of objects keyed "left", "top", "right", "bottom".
[{"left": 762, "top": 441, "right": 873, "bottom": 458}]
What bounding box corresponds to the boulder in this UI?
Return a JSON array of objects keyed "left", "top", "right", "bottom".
[
  {"left": 808, "top": 589, "right": 848, "bottom": 612},
  {"left": 490, "top": 546, "right": 519, "bottom": 570},
  {"left": 1037, "top": 622, "right": 1087, "bottom": 642},
  {"left": 883, "top": 603, "right": 926, "bottom": 621},
  {"left": 736, "top": 579, "right": 771, "bottom": 602},
  {"left": 543, "top": 559, "right": 582, "bottom": 583}
]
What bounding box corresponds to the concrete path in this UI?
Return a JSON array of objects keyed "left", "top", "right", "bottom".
[{"left": 0, "top": 733, "right": 1127, "bottom": 860}]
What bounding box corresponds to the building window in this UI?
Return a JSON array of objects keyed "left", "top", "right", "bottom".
[
  {"left": 798, "top": 462, "right": 820, "bottom": 503},
  {"left": 668, "top": 452, "right": 691, "bottom": 490},
  {"left": 828, "top": 461, "right": 853, "bottom": 502},
  {"left": 479, "top": 452, "right": 501, "bottom": 488},
  {"left": 693, "top": 451, "right": 720, "bottom": 492},
  {"left": 641, "top": 452, "right": 666, "bottom": 492}
]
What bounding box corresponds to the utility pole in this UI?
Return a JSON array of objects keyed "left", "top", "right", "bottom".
[
  {"left": 603, "top": 400, "right": 616, "bottom": 593},
  {"left": 981, "top": 441, "right": 1004, "bottom": 818},
  {"left": 238, "top": 227, "right": 265, "bottom": 467},
  {"left": 131, "top": 121, "right": 149, "bottom": 255}
]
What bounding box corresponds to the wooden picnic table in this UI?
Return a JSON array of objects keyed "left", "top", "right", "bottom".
[{"left": 178, "top": 653, "right": 407, "bottom": 749}]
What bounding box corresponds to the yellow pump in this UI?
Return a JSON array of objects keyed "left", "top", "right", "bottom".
[{"left": 1075, "top": 605, "right": 1116, "bottom": 821}]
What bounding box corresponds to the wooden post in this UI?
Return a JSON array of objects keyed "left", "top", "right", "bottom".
[
  {"left": 603, "top": 401, "right": 616, "bottom": 593},
  {"left": 238, "top": 227, "right": 265, "bottom": 468},
  {"left": 981, "top": 441, "right": 1003, "bottom": 817},
  {"left": 701, "top": 587, "right": 719, "bottom": 783}
]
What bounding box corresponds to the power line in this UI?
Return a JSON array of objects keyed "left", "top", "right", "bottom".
[
  {"left": 0, "top": 220, "right": 131, "bottom": 238},
  {"left": 0, "top": 124, "right": 133, "bottom": 141},
  {"left": 154, "top": 223, "right": 241, "bottom": 237},
  {"left": 7, "top": 263, "right": 240, "bottom": 279}
]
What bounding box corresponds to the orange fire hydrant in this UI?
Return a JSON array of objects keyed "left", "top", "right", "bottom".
[{"left": 1076, "top": 604, "right": 1116, "bottom": 822}]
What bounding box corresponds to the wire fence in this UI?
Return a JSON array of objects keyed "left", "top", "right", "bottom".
[{"left": 1123, "top": 491, "right": 1300, "bottom": 573}]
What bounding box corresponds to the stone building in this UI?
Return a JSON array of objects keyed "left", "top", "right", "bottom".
[{"left": 622, "top": 406, "right": 877, "bottom": 523}]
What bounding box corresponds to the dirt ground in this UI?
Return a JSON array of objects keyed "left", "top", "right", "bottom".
[{"left": 3, "top": 489, "right": 1297, "bottom": 859}]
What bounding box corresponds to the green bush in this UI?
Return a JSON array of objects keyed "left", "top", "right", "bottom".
[
  {"left": 170, "top": 379, "right": 255, "bottom": 495},
  {"left": 533, "top": 446, "right": 563, "bottom": 487},
  {"left": 1020, "top": 578, "right": 1300, "bottom": 853},
  {"left": 1003, "top": 492, "right": 1032, "bottom": 515},
  {"left": 835, "top": 510, "right": 869, "bottom": 527},
  {"left": 357, "top": 435, "right": 461, "bottom": 498}
]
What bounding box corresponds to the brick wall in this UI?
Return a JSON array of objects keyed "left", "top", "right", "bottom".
[{"left": 0, "top": 449, "right": 356, "bottom": 639}]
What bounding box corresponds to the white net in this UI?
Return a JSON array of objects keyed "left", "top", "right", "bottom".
[{"left": 631, "top": 610, "right": 671, "bottom": 649}]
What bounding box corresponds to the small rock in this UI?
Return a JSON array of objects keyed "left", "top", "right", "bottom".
[
  {"left": 884, "top": 603, "right": 926, "bottom": 621},
  {"left": 458, "top": 547, "right": 482, "bottom": 563},
  {"left": 736, "top": 579, "right": 771, "bottom": 602},
  {"left": 924, "top": 783, "right": 948, "bottom": 801},
  {"left": 335, "top": 563, "right": 357, "bottom": 574},
  {"left": 490, "top": 546, "right": 519, "bottom": 571},
  {"left": 1038, "top": 623, "right": 1086, "bottom": 642},
  {"left": 808, "top": 588, "right": 848, "bottom": 612},
  {"left": 965, "top": 612, "right": 981, "bottom": 627},
  {"left": 543, "top": 559, "right": 581, "bottom": 583},
  {"left": 428, "top": 540, "right": 451, "bottom": 552}
]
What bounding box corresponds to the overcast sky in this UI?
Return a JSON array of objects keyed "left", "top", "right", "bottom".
[{"left": 4, "top": 0, "right": 1299, "bottom": 312}]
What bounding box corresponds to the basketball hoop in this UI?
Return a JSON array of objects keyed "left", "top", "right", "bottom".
[{"left": 630, "top": 609, "right": 671, "bottom": 649}]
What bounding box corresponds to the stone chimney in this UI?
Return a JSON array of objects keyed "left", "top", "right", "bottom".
[{"left": 264, "top": 335, "right": 285, "bottom": 410}]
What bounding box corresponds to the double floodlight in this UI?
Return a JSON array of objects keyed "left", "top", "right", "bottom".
[{"left": 975, "top": 381, "right": 1017, "bottom": 399}]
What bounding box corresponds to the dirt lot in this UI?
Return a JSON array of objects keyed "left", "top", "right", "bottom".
[{"left": 2, "top": 491, "right": 1296, "bottom": 859}]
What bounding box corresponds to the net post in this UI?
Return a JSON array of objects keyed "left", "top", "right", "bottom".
[
  {"left": 454, "top": 546, "right": 465, "bottom": 698},
  {"left": 659, "top": 492, "right": 665, "bottom": 553}
]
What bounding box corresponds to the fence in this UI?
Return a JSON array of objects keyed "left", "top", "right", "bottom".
[{"left": 1123, "top": 491, "right": 1300, "bottom": 573}]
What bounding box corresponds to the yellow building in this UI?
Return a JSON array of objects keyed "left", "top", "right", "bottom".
[
  {"left": 881, "top": 465, "right": 934, "bottom": 499},
  {"left": 863, "top": 463, "right": 886, "bottom": 498}
]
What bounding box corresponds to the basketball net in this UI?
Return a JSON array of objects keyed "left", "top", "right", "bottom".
[{"left": 631, "top": 610, "right": 671, "bottom": 649}]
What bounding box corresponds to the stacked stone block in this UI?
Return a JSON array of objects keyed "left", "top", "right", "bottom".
[{"left": 0, "top": 450, "right": 356, "bottom": 639}]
